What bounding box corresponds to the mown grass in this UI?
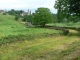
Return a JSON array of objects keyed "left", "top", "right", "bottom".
[
  {"left": 0, "top": 14, "right": 80, "bottom": 60},
  {"left": 0, "top": 35, "right": 79, "bottom": 60}
]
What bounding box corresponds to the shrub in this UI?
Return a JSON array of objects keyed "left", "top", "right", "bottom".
[{"left": 62, "top": 29, "right": 69, "bottom": 35}]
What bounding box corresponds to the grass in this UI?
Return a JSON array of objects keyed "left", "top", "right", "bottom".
[
  {"left": 0, "top": 35, "right": 79, "bottom": 60},
  {"left": 0, "top": 14, "right": 80, "bottom": 60},
  {"left": 0, "top": 14, "right": 61, "bottom": 38},
  {"left": 0, "top": 14, "right": 61, "bottom": 45},
  {"left": 47, "top": 22, "right": 80, "bottom": 28}
]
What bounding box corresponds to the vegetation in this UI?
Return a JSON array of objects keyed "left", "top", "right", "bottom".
[
  {"left": 47, "top": 22, "right": 80, "bottom": 28},
  {"left": 54, "top": 0, "right": 80, "bottom": 23},
  {"left": 68, "top": 15, "right": 80, "bottom": 23},
  {"left": 54, "top": 0, "right": 80, "bottom": 18},
  {"left": 0, "top": 14, "right": 80, "bottom": 60},
  {"left": 0, "top": 0, "right": 80, "bottom": 59},
  {"left": 7, "top": 9, "right": 24, "bottom": 16},
  {"left": 15, "top": 15, "right": 20, "bottom": 21},
  {"left": 22, "top": 15, "right": 33, "bottom": 23},
  {"left": 0, "top": 30, "right": 80, "bottom": 60},
  {"left": 0, "top": 14, "right": 61, "bottom": 44},
  {"left": 33, "top": 7, "right": 53, "bottom": 26}
]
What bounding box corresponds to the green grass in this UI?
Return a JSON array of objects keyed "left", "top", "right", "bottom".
[
  {"left": 0, "top": 14, "right": 61, "bottom": 45},
  {"left": 47, "top": 22, "right": 80, "bottom": 28},
  {"left": 0, "top": 35, "right": 79, "bottom": 60},
  {"left": 0, "top": 14, "right": 61, "bottom": 38},
  {"left": 0, "top": 14, "right": 80, "bottom": 60}
]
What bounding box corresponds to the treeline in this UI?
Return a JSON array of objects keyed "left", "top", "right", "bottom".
[{"left": 4, "top": 9, "right": 24, "bottom": 16}]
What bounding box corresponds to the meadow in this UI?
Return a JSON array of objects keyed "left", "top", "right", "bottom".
[
  {"left": 0, "top": 14, "right": 80, "bottom": 60},
  {"left": 47, "top": 22, "right": 80, "bottom": 28}
]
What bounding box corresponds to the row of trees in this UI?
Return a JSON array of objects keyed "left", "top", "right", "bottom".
[{"left": 7, "top": 9, "right": 24, "bottom": 16}]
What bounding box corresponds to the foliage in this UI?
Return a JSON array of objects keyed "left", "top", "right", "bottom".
[
  {"left": 0, "top": 15, "right": 62, "bottom": 46},
  {"left": 0, "top": 15, "right": 80, "bottom": 60},
  {"left": 52, "top": 14, "right": 58, "bottom": 23},
  {"left": 3, "top": 13, "right": 7, "bottom": 15},
  {"left": 15, "top": 15, "right": 20, "bottom": 21},
  {"left": 7, "top": 9, "right": 24, "bottom": 16},
  {"left": 33, "top": 7, "right": 53, "bottom": 26},
  {"left": 22, "top": 15, "right": 33, "bottom": 23},
  {"left": 54, "top": 0, "right": 80, "bottom": 20},
  {"left": 62, "top": 29, "right": 69, "bottom": 35},
  {"left": 68, "top": 16, "right": 80, "bottom": 23}
]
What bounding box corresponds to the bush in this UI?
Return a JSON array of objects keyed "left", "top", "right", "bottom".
[
  {"left": 62, "top": 29, "right": 69, "bottom": 35},
  {"left": 15, "top": 15, "right": 20, "bottom": 21}
]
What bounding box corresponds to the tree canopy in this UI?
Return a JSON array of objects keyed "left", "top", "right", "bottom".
[
  {"left": 33, "top": 7, "right": 53, "bottom": 26},
  {"left": 8, "top": 9, "right": 24, "bottom": 16},
  {"left": 54, "top": 0, "right": 80, "bottom": 19}
]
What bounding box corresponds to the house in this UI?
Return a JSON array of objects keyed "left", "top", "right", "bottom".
[
  {"left": 20, "top": 9, "right": 31, "bottom": 16},
  {"left": 0, "top": 10, "right": 4, "bottom": 14}
]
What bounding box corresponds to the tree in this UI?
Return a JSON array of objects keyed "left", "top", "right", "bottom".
[
  {"left": 52, "top": 14, "right": 58, "bottom": 23},
  {"left": 22, "top": 15, "right": 33, "bottom": 23},
  {"left": 54, "top": 0, "right": 80, "bottom": 19},
  {"left": 33, "top": 7, "right": 53, "bottom": 26},
  {"left": 15, "top": 15, "right": 20, "bottom": 21}
]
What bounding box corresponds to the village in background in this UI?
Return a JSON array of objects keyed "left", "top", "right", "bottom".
[
  {"left": 0, "top": 9, "right": 31, "bottom": 16},
  {"left": 0, "top": 9, "right": 35, "bottom": 27}
]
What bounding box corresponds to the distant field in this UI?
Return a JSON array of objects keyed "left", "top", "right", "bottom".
[{"left": 0, "top": 14, "right": 80, "bottom": 60}]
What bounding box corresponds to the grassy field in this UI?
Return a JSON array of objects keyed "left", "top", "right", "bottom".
[
  {"left": 47, "top": 22, "right": 80, "bottom": 28},
  {"left": 0, "top": 15, "right": 60, "bottom": 37},
  {"left": 0, "top": 14, "right": 80, "bottom": 60}
]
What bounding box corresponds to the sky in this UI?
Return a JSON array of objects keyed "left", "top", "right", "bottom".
[{"left": 0, "top": 0, "right": 57, "bottom": 13}]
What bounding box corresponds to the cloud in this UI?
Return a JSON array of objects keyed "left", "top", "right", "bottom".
[{"left": 0, "top": 0, "right": 57, "bottom": 13}]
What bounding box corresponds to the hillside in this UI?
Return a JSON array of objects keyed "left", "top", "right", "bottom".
[
  {"left": 0, "top": 14, "right": 26, "bottom": 37},
  {"left": 0, "top": 15, "right": 60, "bottom": 37}
]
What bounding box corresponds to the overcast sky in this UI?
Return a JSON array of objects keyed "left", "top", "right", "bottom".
[{"left": 0, "top": 0, "right": 57, "bottom": 13}]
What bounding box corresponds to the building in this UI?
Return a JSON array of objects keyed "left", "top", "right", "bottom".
[
  {"left": 27, "top": 9, "right": 31, "bottom": 15},
  {"left": 20, "top": 9, "right": 31, "bottom": 16},
  {"left": 0, "top": 10, "right": 4, "bottom": 14}
]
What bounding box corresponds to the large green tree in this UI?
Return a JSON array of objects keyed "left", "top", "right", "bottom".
[
  {"left": 33, "top": 7, "right": 53, "bottom": 26},
  {"left": 54, "top": 0, "right": 80, "bottom": 19}
]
